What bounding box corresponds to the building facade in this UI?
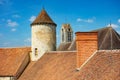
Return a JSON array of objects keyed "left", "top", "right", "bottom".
[{"left": 61, "top": 24, "right": 73, "bottom": 43}]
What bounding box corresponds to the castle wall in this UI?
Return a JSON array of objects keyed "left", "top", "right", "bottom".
[{"left": 31, "top": 24, "right": 56, "bottom": 61}]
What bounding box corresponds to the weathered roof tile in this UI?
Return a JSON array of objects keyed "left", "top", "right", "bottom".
[
  {"left": 31, "top": 9, "right": 56, "bottom": 26},
  {"left": 18, "top": 50, "right": 120, "bottom": 80},
  {"left": 0, "top": 47, "right": 30, "bottom": 78}
]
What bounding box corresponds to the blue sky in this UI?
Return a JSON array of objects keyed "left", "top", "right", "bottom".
[{"left": 0, "top": 0, "right": 120, "bottom": 48}]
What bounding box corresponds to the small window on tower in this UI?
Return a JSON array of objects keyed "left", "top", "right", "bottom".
[{"left": 35, "top": 48, "right": 38, "bottom": 56}]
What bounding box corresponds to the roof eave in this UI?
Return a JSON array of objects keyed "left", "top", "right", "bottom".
[{"left": 30, "top": 22, "right": 57, "bottom": 27}]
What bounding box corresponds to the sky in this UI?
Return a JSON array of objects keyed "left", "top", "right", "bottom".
[{"left": 0, "top": 0, "right": 120, "bottom": 48}]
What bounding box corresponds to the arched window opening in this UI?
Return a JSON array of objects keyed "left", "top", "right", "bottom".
[
  {"left": 68, "top": 32, "right": 71, "bottom": 42},
  {"left": 68, "top": 28, "right": 70, "bottom": 31},
  {"left": 62, "top": 29, "right": 64, "bottom": 42}
]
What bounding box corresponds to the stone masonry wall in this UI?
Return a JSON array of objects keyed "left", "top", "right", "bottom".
[{"left": 31, "top": 24, "right": 56, "bottom": 61}]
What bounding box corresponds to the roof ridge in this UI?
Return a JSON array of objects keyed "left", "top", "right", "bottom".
[
  {"left": 91, "top": 27, "right": 109, "bottom": 32},
  {"left": 76, "top": 50, "right": 98, "bottom": 71},
  {"left": 99, "top": 28, "right": 110, "bottom": 49},
  {"left": 98, "top": 49, "right": 120, "bottom": 52},
  {"left": 68, "top": 39, "right": 75, "bottom": 50}
]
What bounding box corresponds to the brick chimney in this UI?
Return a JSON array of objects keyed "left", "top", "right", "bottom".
[{"left": 75, "top": 32, "right": 98, "bottom": 69}]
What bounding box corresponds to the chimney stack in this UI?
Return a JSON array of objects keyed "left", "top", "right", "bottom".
[{"left": 75, "top": 32, "right": 98, "bottom": 69}]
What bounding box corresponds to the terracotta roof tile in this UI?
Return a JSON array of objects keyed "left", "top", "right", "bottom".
[
  {"left": 18, "top": 51, "right": 77, "bottom": 80},
  {"left": 78, "top": 50, "right": 120, "bottom": 80},
  {"left": 18, "top": 50, "right": 120, "bottom": 80},
  {"left": 0, "top": 47, "right": 31, "bottom": 78},
  {"left": 31, "top": 9, "right": 56, "bottom": 26}
]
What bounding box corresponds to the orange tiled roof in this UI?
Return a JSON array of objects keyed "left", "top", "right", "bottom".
[
  {"left": 18, "top": 50, "right": 120, "bottom": 80},
  {"left": 31, "top": 9, "right": 56, "bottom": 26},
  {"left": 0, "top": 47, "right": 31, "bottom": 78},
  {"left": 18, "top": 51, "right": 77, "bottom": 80},
  {"left": 78, "top": 50, "right": 120, "bottom": 80}
]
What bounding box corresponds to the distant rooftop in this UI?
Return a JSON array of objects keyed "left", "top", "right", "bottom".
[{"left": 57, "top": 27, "right": 120, "bottom": 51}]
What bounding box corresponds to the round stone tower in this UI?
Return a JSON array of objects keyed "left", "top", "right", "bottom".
[{"left": 30, "top": 9, "right": 57, "bottom": 61}]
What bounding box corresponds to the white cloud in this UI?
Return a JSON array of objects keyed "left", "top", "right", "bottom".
[
  {"left": 12, "top": 14, "right": 21, "bottom": 18},
  {"left": 24, "top": 38, "right": 31, "bottom": 42},
  {"left": 107, "top": 24, "right": 119, "bottom": 28},
  {"left": 85, "top": 19, "right": 94, "bottom": 23},
  {"left": 7, "top": 19, "right": 18, "bottom": 27},
  {"left": 29, "top": 16, "right": 36, "bottom": 22},
  {"left": 118, "top": 19, "right": 120, "bottom": 23},
  {"left": 77, "top": 17, "right": 95, "bottom": 23},
  {"left": 11, "top": 28, "right": 16, "bottom": 32},
  {"left": 77, "top": 18, "right": 82, "bottom": 22}
]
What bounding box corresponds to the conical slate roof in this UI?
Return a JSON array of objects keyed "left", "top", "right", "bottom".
[{"left": 31, "top": 9, "right": 56, "bottom": 26}]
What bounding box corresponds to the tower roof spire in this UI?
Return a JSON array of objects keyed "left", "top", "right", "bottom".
[{"left": 31, "top": 9, "right": 56, "bottom": 26}]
